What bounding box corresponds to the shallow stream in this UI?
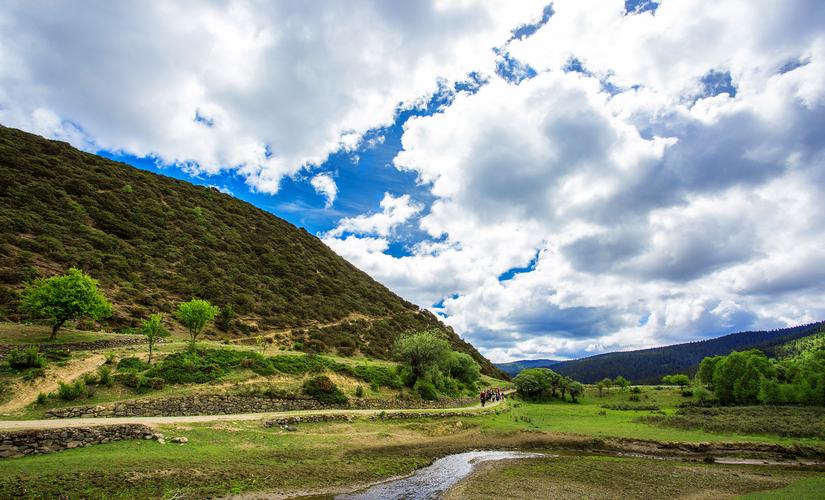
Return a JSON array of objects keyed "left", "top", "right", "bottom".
[{"left": 336, "top": 450, "right": 545, "bottom": 500}]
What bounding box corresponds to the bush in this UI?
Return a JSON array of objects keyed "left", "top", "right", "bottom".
[
  {"left": 104, "top": 352, "right": 117, "bottom": 365},
  {"left": 98, "top": 366, "right": 112, "bottom": 386},
  {"left": 355, "top": 385, "right": 364, "bottom": 398},
  {"left": 117, "top": 357, "right": 150, "bottom": 372},
  {"left": 302, "top": 375, "right": 348, "bottom": 405},
  {"left": 370, "top": 381, "right": 380, "bottom": 393},
  {"left": 414, "top": 379, "right": 438, "bottom": 401},
  {"left": 681, "top": 388, "right": 694, "bottom": 397},
  {"left": 630, "top": 386, "right": 642, "bottom": 394},
  {"left": 303, "top": 339, "right": 328, "bottom": 354},
  {"left": 36, "top": 392, "right": 48, "bottom": 405},
  {"left": 7, "top": 346, "right": 46, "bottom": 370},
  {"left": 57, "top": 380, "right": 89, "bottom": 401}
]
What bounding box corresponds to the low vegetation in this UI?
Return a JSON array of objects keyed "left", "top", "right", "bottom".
[{"left": 639, "top": 406, "right": 825, "bottom": 439}]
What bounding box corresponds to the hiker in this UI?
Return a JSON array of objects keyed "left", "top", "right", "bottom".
[{"left": 480, "top": 391, "right": 486, "bottom": 407}]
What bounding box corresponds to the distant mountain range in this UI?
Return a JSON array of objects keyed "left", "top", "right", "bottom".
[
  {"left": 495, "top": 359, "right": 561, "bottom": 377},
  {"left": 494, "top": 322, "right": 825, "bottom": 384}
]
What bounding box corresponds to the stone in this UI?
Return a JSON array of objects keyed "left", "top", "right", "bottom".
[
  {"left": 65, "top": 441, "right": 82, "bottom": 449},
  {"left": 284, "top": 425, "right": 298, "bottom": 432}
]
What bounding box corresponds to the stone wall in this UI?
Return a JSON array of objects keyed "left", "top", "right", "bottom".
[
  {"left": 262, "top": 407, "right": 506, "bottom": 427},
  {"left": 0, "top": 425, "right": 160, "bottom": 458},
  {"left": 0, "top": 336, "right": 148, "bottom": 358},
  {"left": 45, "top": 395, "right": 477, "bottom": 418}
]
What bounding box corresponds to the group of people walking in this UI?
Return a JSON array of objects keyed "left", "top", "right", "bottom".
[{"left": 479, "top": 387, "right": 503, "bottom": 406}]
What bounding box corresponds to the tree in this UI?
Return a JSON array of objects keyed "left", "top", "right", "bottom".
[
  {"left": 697, "top": 355, "right": 724, "bottom": 387},
  {"left": 713, "top": 350, "right": 776, "bottom": 404},
  {"left": 568, "top": 381, "right": 584, "bottom": 402},
  {"left": 394, "top": 330, "right": 451, "bottom": 383},
  {"left": 599, "top": 377, "right": 613, "bottom": 394},
  {"left": 141, "top": 313, "right": 169, "bottom": 364},
  {"left": 446, "top": 351, "right": 481, "bottom": 387},
  {"left": 20, "top": 268, "right": 112, "bottom": 340},
  {"left": 175, "top": 298, "right": 218, "bottom": 350},
  {"left": 614, "top": 375, "right": 630, "bottom": 391},
  {"left": 216, "top": 304, "right": 235, "bottom": 332},
  {"left": 596, "top": 379, "right": 607, "bottom": 397},
  {"left": 662, "top": 373, "right": 690, "bottom": 388}
]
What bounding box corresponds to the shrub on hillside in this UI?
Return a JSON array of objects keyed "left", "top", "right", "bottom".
[
  {"left": 57, "top": 380, "right": 89, "bottom": 401},
  {"left": 6, "top": 346, "right": 47, "bottom": 370},
  {"left": 302, "top": 375, "right": 348, "bottom": 405},
  {"left": 117, "top": 357, "right": 151, "bottom": 372},
  {"left": 413, "top": 379, "right": 438, "bottom": 401}
]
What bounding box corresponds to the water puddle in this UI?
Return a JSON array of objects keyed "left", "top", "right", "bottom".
[{"left": 336, "top": 450, "right": 546, "bottom": 500}]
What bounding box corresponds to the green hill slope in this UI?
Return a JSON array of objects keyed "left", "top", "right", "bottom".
[
  {"left": 0, "top": 125, "right": 503, "bottom": 377},
  {"left": 548, "top": 322, "right": 825, "bottom": 384}
]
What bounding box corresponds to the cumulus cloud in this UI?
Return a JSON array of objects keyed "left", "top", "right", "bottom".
[
  {"left": 325, "top": 0, "right": 825, "bottom": 361},
  {"left": 326, "top": 192, "right": 422, "bottom": 237},
  {"left": 310, "top": 173, "right": 338, "bottom": 207},
  {"left": 0, "top": 0, "right": 546, "bottom": 193}
]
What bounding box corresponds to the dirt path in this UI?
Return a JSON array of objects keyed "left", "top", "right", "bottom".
[
  {"left": 0, "top": 353, "right": 105, "bottom": 415},
  {"left": 0, "top": 394, "right": 506, "bottom": 430}
]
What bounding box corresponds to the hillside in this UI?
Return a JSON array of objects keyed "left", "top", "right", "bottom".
[
  {"left": 495, "top": 359, "right": 560, "bottom": 377},
  {"left": 547, "top": 322, "right": 825, "bottom": 384},
  {"left": 0, "top": 125, "right": 503, "bottom": 377}
]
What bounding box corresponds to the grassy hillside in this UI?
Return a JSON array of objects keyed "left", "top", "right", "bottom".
[
  {"left": 550, "top": 322, "right": 825, "bottom": 384},
  {"left": 0, "top": 125, "right": 502, "bottom": 377}
]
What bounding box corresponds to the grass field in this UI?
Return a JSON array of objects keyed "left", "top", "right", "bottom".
[
  {"left": 1, "top": 385, "right": 823, "bottom": 498},
  {"left": 443, "top": 455, "right": 824, "bottom": 500}
]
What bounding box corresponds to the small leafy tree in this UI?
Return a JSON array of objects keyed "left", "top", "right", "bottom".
[
  {"left": 175, "top": 298, "right": 218, "bottom": 350},
  {"left": 599, "top": 377, "right": 613, "bottom": 394},
  {"left": 568, "top": 381, "right": 584, "bottom": 402},
  {"left": 141, "top": 313, "right": 169, "bottom": 364},
  {"left": 394, "top": 330, "right": 451, "bottom": 383},
  {"left": 662, "top": 373, "right": 690, "bottom": 388},
  {"left": 614, "top": 375, "right": 630, "bottom": 391},
  {"left": 216, "top": 304, "right": 235, "bottom": 332},
  {"left": 20, "top": 268, "right": 112, "bottom": 339}
]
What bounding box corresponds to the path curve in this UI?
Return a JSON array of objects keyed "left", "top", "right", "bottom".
[
  {"left": 0, "top": 353, "right": 105, "bottom": 414},
  {"left": 0, "top": 395, "right": 507, "bottom": 430}
]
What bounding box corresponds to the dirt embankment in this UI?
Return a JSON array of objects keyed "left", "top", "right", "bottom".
[{"left": 0, "top": 354, "right": 104, "bottom": 414}]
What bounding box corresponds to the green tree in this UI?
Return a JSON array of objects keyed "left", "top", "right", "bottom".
[
  {"left": 20, "top": 268, "right": 112, "bottom": 339},
  {"left": 140, "top": 313, "right": 169, "bottom": 364},
  {"left": 445, "top": 351, "right": 481, "bottom": 387},
  {"left": 216, "top": 304, "right": 235, "bottom": 332},
  {"left": 513, "top": 368, "right": 558, "bottom": 400},
  {"left": 599, "top": 377, "right": 613, "bottom": 394},
  {"left": 697, "top": 355, "right": 724, "bottom": 387},
  {"left": 175, "top": 298, "right": 218, "bottom": 350},
  {"left": 614, "top": 375, "right": 630, "bottom": 391},
  {"left": 712, "top": 350, "right": 775, "bottom": 404},
  {"left": 568, "top": 381, "right": 584, "bottom": 402},
  {"left": 394, "top": 330, "right": 451, "bottom": 383}
]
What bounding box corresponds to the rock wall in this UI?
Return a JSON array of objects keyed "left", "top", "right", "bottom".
[
  {"left": 0, "top": 336, "right": 148, "bottom": 358},
  {"left": 0, "top": 425, "right": 160, "bottom": 459},
  {"left": 262, "top": 408, "right": 506, "bottom": 427},
  {"left": 45, "top": 395, "right": 477, "bottom": 418}
]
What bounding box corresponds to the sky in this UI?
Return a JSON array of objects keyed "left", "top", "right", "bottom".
[{"left": 2, "top": 0, "right": 825, "bottom": 362}]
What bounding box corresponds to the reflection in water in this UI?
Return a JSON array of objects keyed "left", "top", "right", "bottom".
[{"left": 337, "top": 450, "right": 546, "bottom": 500}]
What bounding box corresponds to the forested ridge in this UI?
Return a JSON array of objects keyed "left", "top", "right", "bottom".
[
  {"left": 0, "top": 125, "right": 502, "bottom": 377},
  {"left": 548, "top": 322, "right": 825, "bottom": 384}
]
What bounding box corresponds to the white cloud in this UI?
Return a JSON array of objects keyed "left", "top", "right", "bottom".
[
  {"left": 310, "top": 173, "right": 338, "bottom": 207},
  {"left": 324, "top": 0, "right": 825, "bottom": 362},
  {"left": 326, "top": 192, "right": 422, "bottom": 237},
  {"left": 0, "top": 0, "right": 547, "bottom": 193}
]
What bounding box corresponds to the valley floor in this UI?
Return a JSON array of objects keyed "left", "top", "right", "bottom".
[{"left": 0, "top": 388, "right": 823, "bottom": 499}]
